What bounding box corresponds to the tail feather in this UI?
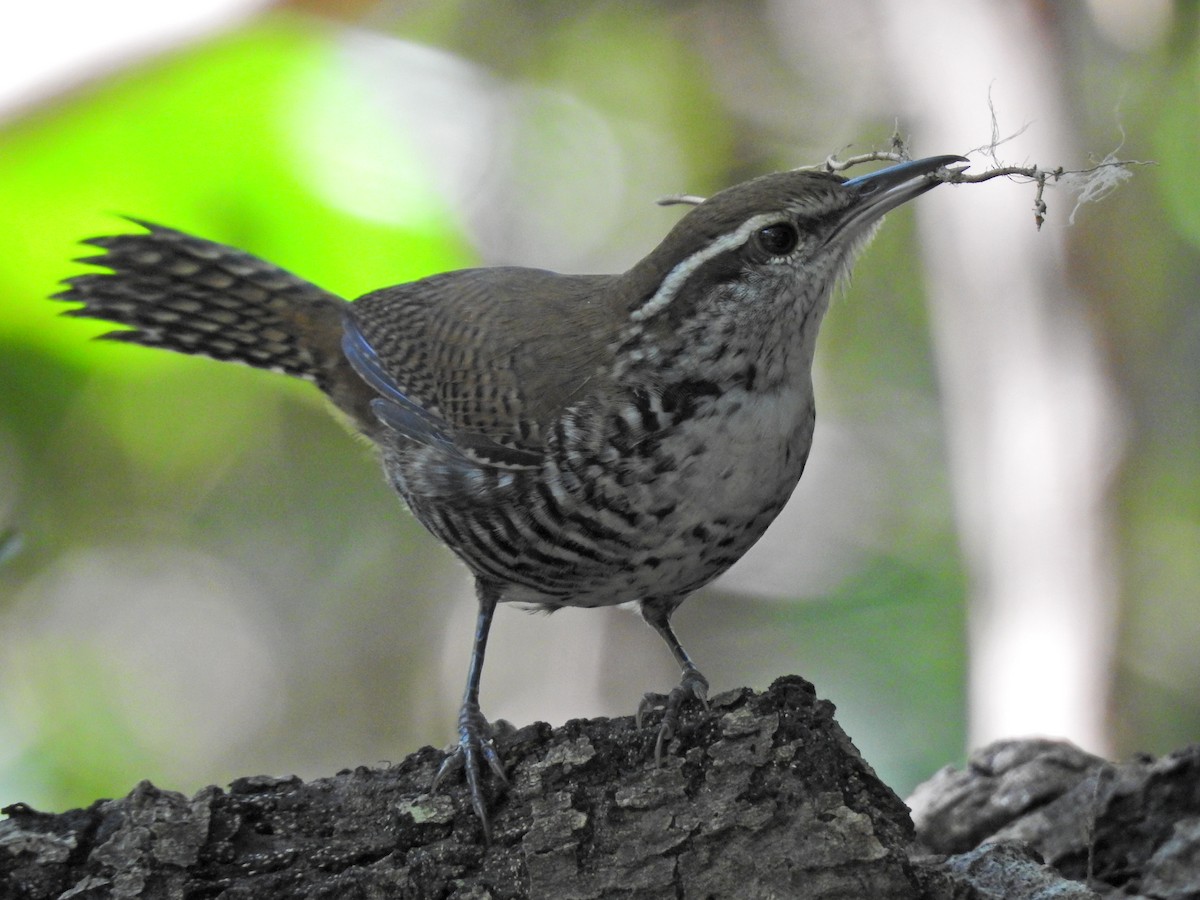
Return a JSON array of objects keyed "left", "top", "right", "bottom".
[{"left": 54, "top": 220, "right": 348, "bottom": 390}]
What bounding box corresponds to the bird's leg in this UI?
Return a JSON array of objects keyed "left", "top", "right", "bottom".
[
  {"left": 432, "top": 579, "right": 507, "bottom": 842},
  {"left": 635, "top": 604, "right": 710, "bottom": 764}
]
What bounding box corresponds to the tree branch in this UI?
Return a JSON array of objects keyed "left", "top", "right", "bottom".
[{"left": 4, "top": 678, "right": 1197, "bottom": 898}]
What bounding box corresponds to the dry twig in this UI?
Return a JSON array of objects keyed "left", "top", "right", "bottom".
[
  {"left": 659, "top": 129, "right": 1149, "bottom": 230},
  {"left": 819, "top": 128, "right": 1148, "bottom": 230}
]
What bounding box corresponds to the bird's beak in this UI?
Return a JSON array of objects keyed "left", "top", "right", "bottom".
[{"left": 828, "top": 155, "right": 967, "bottom": 245}]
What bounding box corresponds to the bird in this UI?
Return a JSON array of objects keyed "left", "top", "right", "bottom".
[{"left": 55, "top": 153, "right": 965, "bottom": 841}]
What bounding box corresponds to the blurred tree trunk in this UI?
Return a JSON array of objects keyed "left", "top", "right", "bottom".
[{"left": 876, "top": 0, "right": 1122, "bottom": 753}]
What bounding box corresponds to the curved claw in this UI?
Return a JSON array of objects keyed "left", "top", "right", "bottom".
[
  {"left": 636, "top": 665, "right": 710, "bottom": 765},
  {"left": 432, "top": 701, "right": 508, "bottom": 843}
]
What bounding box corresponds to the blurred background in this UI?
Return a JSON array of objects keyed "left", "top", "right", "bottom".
[{"left": 0, "top": 0, "right": 1196, "bottom": 813}]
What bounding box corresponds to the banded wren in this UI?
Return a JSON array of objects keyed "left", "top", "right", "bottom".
[{"left": 57, "top": 154, "right": 964, "bottom": 839}]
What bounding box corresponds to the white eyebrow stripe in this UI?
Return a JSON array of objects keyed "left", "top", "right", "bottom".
[{"left": 630, "top": 213, "right": 783, "bottom": 323}]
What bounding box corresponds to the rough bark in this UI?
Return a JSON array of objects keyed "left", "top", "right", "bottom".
[
  {"left": 2, "top": 677, "right": 1198, "bottom": 899},
  {"left": 910, "top": 738, "right": 1200, "bottom": 899}
]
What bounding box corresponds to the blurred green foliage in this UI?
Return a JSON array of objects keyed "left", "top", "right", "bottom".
[{"left": 0, "top": 14, "right": 476, "bottom": 810}]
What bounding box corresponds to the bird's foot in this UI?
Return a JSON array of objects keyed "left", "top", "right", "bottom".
[
  {"left": 635, "top": 665, "right": 710, "bottom": 764},
  {"left": 432, "top": 700, "right": 508, "bottom": 843}
]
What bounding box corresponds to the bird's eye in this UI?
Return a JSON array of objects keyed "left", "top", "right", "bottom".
[{"left": 753, "top": 222, "right": 800, "bottom": 257}]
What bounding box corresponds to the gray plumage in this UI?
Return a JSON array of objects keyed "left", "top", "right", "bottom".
[{"left": 55, "top": 156, "right": 964, "bottom": 841}]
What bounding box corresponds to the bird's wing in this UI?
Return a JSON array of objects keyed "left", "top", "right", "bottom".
[
  {"left": 346, "top": 267, "right": 623, "bottom": 458},
  {"left": 341, "top": 319, "right": 543, "bottom": 469}
]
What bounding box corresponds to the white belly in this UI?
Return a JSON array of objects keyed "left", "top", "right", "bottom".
[{"left": 531, "top": 382, "right": 816, "bottom": 607}]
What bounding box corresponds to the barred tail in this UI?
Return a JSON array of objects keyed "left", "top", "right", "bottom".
[{"left": 54, "top": 220, "right": 349, "bottom": 393}]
